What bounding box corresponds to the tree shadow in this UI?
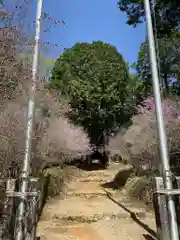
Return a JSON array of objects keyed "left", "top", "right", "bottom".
[
  {"left": 103, "top": 189, "right": 159, "bottom": 240},
  {"left": 143, "top": 234, "right": 157, "bottom": 240},
  {"left": 77, "top": 162, "right": 107, "bottom": 171},
  {"left": 101, "top": 181, "right": 119, "bottom": 190},
  {"left": 66, "top": 157, "right": 107, "bottom": 171},
  {"left": 69, "top": 151, "right": 109, "bottom": 171},
  {"left": 101, "top": 167, "right": 134, "bottom": 190}
]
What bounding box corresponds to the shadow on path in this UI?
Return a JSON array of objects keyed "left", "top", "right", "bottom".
[
  {"left": 101, "top": 181, "right": 119, "bottom": 190},
  {"left": 67, "top": 158, "right": 106, "bottom": 171},
  {"left": 77, "top": 162, "right": 106, "bottom": 171},
  {"left": 103, "top": 189, "right": 158, "bottom": 240},
  {"left": 143, "top": 234, "right": 157, "bottom": 240}
]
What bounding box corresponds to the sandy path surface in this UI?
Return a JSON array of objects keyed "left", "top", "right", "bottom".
[{"left": 37, "top": 163, "right": 157, "bottom": 240}]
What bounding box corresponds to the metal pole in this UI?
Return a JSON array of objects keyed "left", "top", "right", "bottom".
[
  {"left": 144, "top": 0, "right": 179, "bottom": 239},
  {"left": 15, "top": 0, "right": 43, "bottom": 239}
]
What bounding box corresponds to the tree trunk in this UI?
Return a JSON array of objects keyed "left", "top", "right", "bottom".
[
  {"left": 102, "top": 130, "right": 110, "bottom": 168},
  {"left": 164, "top": 73, "right": 169, "bottom": 95}
]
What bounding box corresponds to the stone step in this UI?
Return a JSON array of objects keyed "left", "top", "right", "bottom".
[
  {"left": 67, "top": 192, "right": 107, "bottom": 198},
  {"left": 78, "top": 165, "right": 133, "bottom": 182},
  {"left": 67, "top": 181, "right": 106, "bottom": 195},
  {"left": 37, "top": 217, "right": 156, "bottom": 240},
  {"left": 37, "top": 164, "right": 155, "bottom": 240},
  {"left": 40, "top": 195, "right": 147, "bottom": 222},
  {"left": 77, "top": 175, "right": 112, "bottom": 183}
]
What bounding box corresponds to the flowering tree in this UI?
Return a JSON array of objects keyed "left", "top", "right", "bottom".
[{"left": 141, "top": 96, "right": 180, "bottom": 122}]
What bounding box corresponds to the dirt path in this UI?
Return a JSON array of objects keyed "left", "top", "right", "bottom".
[{"left": 37, "top": 163, "right": 157, "bottom": 240}]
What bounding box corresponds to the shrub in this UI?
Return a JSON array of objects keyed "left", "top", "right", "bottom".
[
  {"left": 123, "top": 175, "right": 153, "bottom": 204},
  {"left": 41, "top": 166, "right": 77, "bottom": 200},
  {"left": 109, "top": 96, "right": 180, "bottom": 174}
]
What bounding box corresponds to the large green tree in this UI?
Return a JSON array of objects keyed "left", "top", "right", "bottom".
[
  {"left": 50, "top": 41, "right": 137, "bottom": 146},
  {"left": 134, "top": 30, "right": 180, "bottom": 94},
  {"left": 118, "top": 0, "right": 180, "bottom": 35}
]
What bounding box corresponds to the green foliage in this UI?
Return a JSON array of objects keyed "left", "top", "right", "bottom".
[
  {"left": 126, "top": 62, "right": 149, "bottom": 100},
  {"left": 118, "top": 0, "right": 180, "bottom": 35},
  {"left": 50, "top": 41, "right": 137, "bottom": 142},
  {"left": 134, "top": 30, "right": 180, "bottom": 94},
  {"left": 128, "top": 73, "right": 148, "bottom": 101}
]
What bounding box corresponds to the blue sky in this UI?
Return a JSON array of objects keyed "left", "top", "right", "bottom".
[
  {"left": 3, "top": 0, "right": 146, "bottom": 65},
  {"left": 42, "top": 0, "right": 146, "bottom": 64}
]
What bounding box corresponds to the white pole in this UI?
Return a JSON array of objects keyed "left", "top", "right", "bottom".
[
  {"left": 144, "top": 0, "right": 179, "bottom": 239},
  {"left": 15, "top": 0, "right": 43, "bottom": 239}
]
